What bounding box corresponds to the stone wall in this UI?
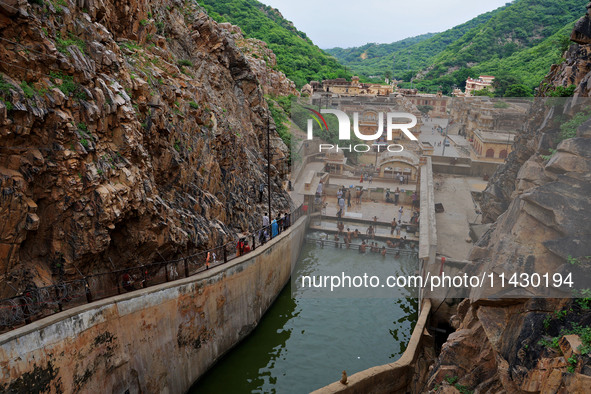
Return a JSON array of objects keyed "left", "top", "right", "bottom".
[
  {"left": 0, "top": 216, "right": 307, "bottom": 393},
  {"left": 430, "top": 156, "right": 500, "bottom": 177}
]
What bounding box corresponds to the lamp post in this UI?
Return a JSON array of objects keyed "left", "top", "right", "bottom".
[
  {"left": 318, "top": 92, "right": 322, "bottom": 112},
  {"left": 442, "top": 123, "right": 449, "bottom": 156},
  {"left": 267, "top": 105, "right": 271, "bottom": 225}
]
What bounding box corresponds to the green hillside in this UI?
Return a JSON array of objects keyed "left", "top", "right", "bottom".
[
  {"left": 198, "top": 0, "right": 350, "bottom": 87},
  {"left": 324, "top": 33, "right": 436, "bottom": 81},
  {"left": 328, "top": 0, "right": 586, "bottom": 94},
  {"left": 325, "top": 6, "right": 502, "bottom": 82}
]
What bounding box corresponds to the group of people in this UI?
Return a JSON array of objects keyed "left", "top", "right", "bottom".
[
  {"left": 385, "top": 187, "right": 401, "bottom": 205},
  {"left": 336, "top": 186, "right": 352, "bottom": 218},
  {"left": 333, "top": 238, "right": 409, "bottom": 258},
  {"left": 251, "top": 211, "right": 292, "bottom": 252},
  {"left": 358, "top": 241, "right": 387, "bottom": 255},
  {"left": 396, "top": 173, "right": 408, "bottom": 185},
  {"left": 390, "top": 218, "right": 402, "bottom": 236},
  {"left": 327, "top": 220, "right": 414, "bottom": 257},
  {"left": 359, "top": 173, "right": 373, "bottom": 184},
  {"left": 236, "top": 239, "right": 251, "bottom": 256},
  {"left": 334, "top": 225, "right": 363, "bottom": 247}
]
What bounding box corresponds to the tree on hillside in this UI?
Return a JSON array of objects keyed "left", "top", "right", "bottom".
[
  {"left": 474, "top": 88, "right": 495, "bottom": 97},
  {"left": 504, "top": 84, "right": 533, "bottom": 97},
  {"left": 452, "top": 68, "right": 479, "bottom": 89},
  {"left": 417, "top": 105, "right": 434, "bottom": 115},
  {"left": 492, "top": 72, "right": 523, "bottom": 97}
]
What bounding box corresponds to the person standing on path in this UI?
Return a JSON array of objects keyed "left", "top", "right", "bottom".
[
  {"left": 390, "top": 218, "right": 397, "bottom": 235},
  {"left": 398, "top": 206, "right": 404, "bottom": 222},
  {"left": 347, "top": 189, "right": 352, "bottom": 208},
  {"left": 316, "top": 181, "right": 323, "bottom": 197},
  {"left": 412, "top": 192, "right": 418, "bottom": 209},
  {"left": 338, "top": 196, "right": 345, "bottom": 215},
  {"left": 271, "top": 218, "right": 278, "bottom": 238}
]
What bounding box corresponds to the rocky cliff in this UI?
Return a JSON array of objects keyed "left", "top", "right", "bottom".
[
  {"left": 426, "top": 4, "right": 591, "bottom": 393},
  {"left": 0, "top": 0, "right": 294, "bottom": 295},
  {"left": 225, "top": 24, "right": 298, "bottom": 98}
]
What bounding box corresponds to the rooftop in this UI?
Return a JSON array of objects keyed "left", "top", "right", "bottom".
[{"left": 473, "top": 129, "right": 516, "bottom": 144}]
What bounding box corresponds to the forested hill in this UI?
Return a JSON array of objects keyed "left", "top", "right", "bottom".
[
  {"left": 198, "top": 0, "right": 349, "bottom": 87},
  {"left": 327, "top": 0, "right": 586, "bottom": 94},
  {"left": 325, "top": 33, "right": 436, "bottom": 79},
  {"left": 325, "top": 5, "right": 502, "bottom": 83}
]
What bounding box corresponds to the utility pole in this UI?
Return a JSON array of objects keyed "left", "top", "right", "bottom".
[
  {"left": 442, "top": 124, "right": 449, "bottom": 156},
  {"left": 267, "top": 106, "right": 271, "bottom": 225}
]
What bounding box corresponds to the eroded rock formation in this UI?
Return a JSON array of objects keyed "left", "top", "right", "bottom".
[
  {"left": 426, "top": 4, "right": 591, "bottom": 392},
  {"left": 0, "top": 0, "right": 293, "bottom": 294},
  {"left": 223, "top": 24, "right": 298, "bottom": 97}
]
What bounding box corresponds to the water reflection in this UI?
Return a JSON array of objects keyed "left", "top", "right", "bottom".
[{"left": 191, "top": 241, "right": 418, "bottom": 394}]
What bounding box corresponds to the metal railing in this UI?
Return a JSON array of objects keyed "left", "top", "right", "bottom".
[
  {"left": 305, "top": 237, "right": 419, "bottom": 257},
  {"left": 0, "top": 204, "right": 305, "bottom": 334}
]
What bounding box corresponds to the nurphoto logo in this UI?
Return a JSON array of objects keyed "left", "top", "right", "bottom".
[{"left": 306, "top": 109, "right": 418, "bottom": 153}]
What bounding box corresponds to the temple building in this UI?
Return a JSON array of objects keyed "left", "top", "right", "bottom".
[
  {"left": 448, "top": 98, "right": 528, "bottom": 162},
  {"left": 464, "top": 75, "right": 495, "bottom": 96},
  {"left": 404, "top": 92, "right": 449, "bottom": 117},
  {"left": 306, "top": 76, "right": 394, "bottom": 97},
  {"left": 471, "top": 130, "right": 514, "bottom": 161}
]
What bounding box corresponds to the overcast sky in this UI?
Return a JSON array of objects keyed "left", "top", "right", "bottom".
[{"left": 260, "top": 0, "right": 513, "bottom": 48}]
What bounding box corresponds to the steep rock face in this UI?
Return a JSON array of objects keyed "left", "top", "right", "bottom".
[
  {"left": 428, "top": 298, "right": 591, "bottom": 393},
  {"left": 427, "top": 4, "right": 591, "bottom": 392},
  {"left": 478, "top": 103, "right": 552, "bottom": 223},
  {"left": 0, "top": 0, "right": 292, "bottom": 292},
  {"left": 220, "top": 24, "right": 298, "bottom": 97},
  {"left": 480, "top": 2, "right": 591, "bottom": 224},
  {"left": 428, "top": 118, "right": 591, "bottom": 391}
]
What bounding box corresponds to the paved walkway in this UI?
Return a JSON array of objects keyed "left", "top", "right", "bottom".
[
  {"left": 419, "top": 118, "right": 467, "bottom": 158},
  {"left": 433, "top": 174, "right": 486, "bottom": 260},
  {"left": 328, "top": 175, "right": 417, "bottom": 192},
  {"left": 323, "top": 195, "right": 416, "bottom": 224}
]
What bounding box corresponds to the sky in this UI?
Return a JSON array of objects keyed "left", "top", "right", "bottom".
[{"left": 260, "top": 0, "right": 513, "bottom": 49}]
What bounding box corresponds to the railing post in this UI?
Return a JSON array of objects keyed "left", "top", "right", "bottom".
[
  {"left": 142, "top": 266, "right": 148, "bottom": 288},
  {"left": 116, "top": 273, "right": 122, "bottom": 295},
  {"left": 54, "top": 286, "right": 63, "bottom": 312},
  {"left": 224, "top": 247, "right": 227, "bottom": 263},
  {"left": 252, "top": 234, "right": 256, "bottom": 251},
  {"left": 84, "top": 279, "right": 93, "bottom": 303}
]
